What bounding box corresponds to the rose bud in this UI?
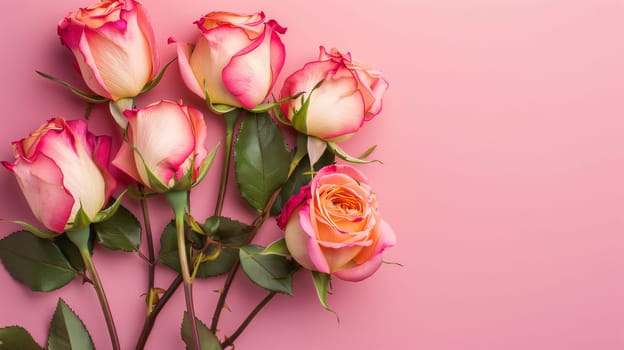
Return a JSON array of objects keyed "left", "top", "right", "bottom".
[
  {"left": 57, "top": 0, "right": 158, "bottom": 101},
  {"left": 280, "top": 46, "right": 388, "bottom": 142},
  {"left": 277, "top": 165, "right": 396, "bottom": 282},
  {"left": 176, "top": 11, "right": 286, "bottom": 110},
  {"left": 112, "top": 100, "right": 210, "bottom": 192},
  {"left": 2, "top": 118, "right": 116, "bottom": 233}
]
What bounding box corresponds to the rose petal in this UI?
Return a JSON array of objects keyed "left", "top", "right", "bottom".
[
  {"left": 111, "top": 133, "right": 142, "bottom": 183},
  {"left": 11, "top": 155, "right": 73, "bottom": 233},
  {"left": 176, "top": 41, "right": 205, "bottom": 98},
  {"left": 223, "top": 20, "right": 285, "bottom": 108},
  {"left": 190, "top": 26, "right": 252, "bottom": 106},
  {"left": 284, "top": 208, "right": 316, "bottom": 271},
  {"left": 40, "top": 122, "right": 106, "bottom": 220},
  {"left": 129, "top": 101, "right": 196, "bottom": 187},
  {"left": 305, "top": 66, "right": 366, "bottom": 140},
  {"left": 333, "top": 253, "right": 383, "bottom": 282}
]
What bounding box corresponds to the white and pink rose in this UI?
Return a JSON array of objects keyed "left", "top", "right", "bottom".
[
  {"left": 112, "top": 100, "right": 209, "bottom": 192},
  {"left": 176, "top": 11, "right": 286, "bottom": 110},
  {"left": 280, "top": 46, "right": 388, "bottom": 141},
  {"left": 2, "top": 118, "right": 116, "bottom": 233},
  {"left": 58, "top": 0, "right": 158, "bottom": 101}
]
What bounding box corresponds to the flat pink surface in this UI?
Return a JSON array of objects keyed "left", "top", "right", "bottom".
[{"left": 1, "top": 0, "right": 624, "bottom": 349}]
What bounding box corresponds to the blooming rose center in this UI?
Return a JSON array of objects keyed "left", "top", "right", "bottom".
[{"left": 316, "top": 183, "right": 369, "bottom": 232}]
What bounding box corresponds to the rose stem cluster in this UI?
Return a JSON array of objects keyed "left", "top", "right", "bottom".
[{"left": 1, "top": 1, "right": 395, "bottom": 350}]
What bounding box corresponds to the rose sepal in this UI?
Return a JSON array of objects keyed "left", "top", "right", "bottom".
[
  {"left": 169, "top": 143, "right": 218, "bottom": 192},
  {"left": 140, "top": 57, "right": 177, "bottom": 94},
  {"left": 92, "top": 189, "right": 129, "bottom": 223},
  {"left": 35, "top": 71, "right": 109, "bottom": 104},
  {"left": 7, "top": 220, "right": 58, "bottom": 239},
  {"left": 312, "top": 271, "right": 337, "bottom": 317},
  {"left": 121, "top": 129, "right": 170, "bottom": 193},
  {"left": 290, "top": 79, "right": 325, "bottom": 134},
  {"left": 261, "top": 238, "right": 290, "bottom": 256},
  {"left": 69, "top": 207, "right": 92, "bottom": 231},
  {"left": 203, "top": 82, "right": 237, "bottom": 115},
  {"left": 326, "top": 141, "right": 380, "bottom": 164},
  {"left": 246, "top": 92, "right": 304, "bottom": 114},
  {"left": 192, "top": 142, "right": 220, "bottom": 188}
]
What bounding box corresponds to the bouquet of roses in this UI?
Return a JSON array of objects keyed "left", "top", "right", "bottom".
[{"left": 0, "top": 1, "right": 396, "bottom": 349}]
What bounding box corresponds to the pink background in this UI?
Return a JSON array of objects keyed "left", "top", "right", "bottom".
[{"left": 1, "top": 0, "right": 624, "bottom": 349}]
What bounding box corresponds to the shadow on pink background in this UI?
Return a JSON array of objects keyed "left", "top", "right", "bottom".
[{"left": 1, "top": 0, "right": 623, "bottom": 349}]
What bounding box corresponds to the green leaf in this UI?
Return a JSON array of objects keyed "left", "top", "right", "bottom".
[
  {"left": 54, "top": 235, "right": 85, "bottom": 272},
  {"left": 181, "top": 312, "right": 222, "bottom": 350},
  {"left": 157, "top": 221, "right": 183, "bottom": 273},
  {"left": 235, "top": 113, "right": 291, "bottom": 211},
  {"left": 93, "top": 204, "right": 141, "bottom": 252},
  {"left": 195, "top": 248, "right": 239, "bottom": 277},
  {"left": 35, "top": 71, "right": 108, "bottom": 104},
  {"left": 204, "top": 216, "right": 252, "bottom": 246},
  {"left": 271, "top": 149, "right": 335, "bottom": 215},
  {"left": 158, "top": 222, "right": 239, "bottom": 277},
  {"left": 312, "top": 271, "right": 335, "bottom": 315},
  {"left": 47, "top": 299, "right": 94, "bottom": 350},
  {"left": 0, "top": 231, "right": 76, "bottom": 291},
  {"left": 239, "top": 245, "right": 294, "bottom": 295},
  {"left": 0, "top": 326, "right": 43, "bottom": 350}
]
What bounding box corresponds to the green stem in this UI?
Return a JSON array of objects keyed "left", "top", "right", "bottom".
[
  {"left": 210, "top": 188, "right": 282, "bottom": 333},
  {"left": 138, "top": 185, "right": 157, "bottom": 314},
  {"left": 221, "top": 292, "right": 276, "bottom": 348},
  {"left": 135, "top": 275, "right": 183, "bottom": 350},
  {"left": 210, "top": 146, "right": 307, "bottom": 332},
  {"left": 210, "top": 260, "right": 239, "bottom": 332},
  {"left": 213, "top": 110, "right": 241, "bottom": 217},
  {"left": 166, "top": 191, "right": 200, "bottom": 350},
  {"left": 68, "top": 227, "right": 120, "bottom": 350}
]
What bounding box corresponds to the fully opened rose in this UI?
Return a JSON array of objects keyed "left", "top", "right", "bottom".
[
  {"left": 176, "top": 11, "right": 286, "bottom": 110},
  {"left": 58, "top": 0, "right": 158, "bottom": 101},
  {"left": 2, "top": 118, "right": 116, "bottom": 233},
  {"left": 112, "top": 100, "right": 209, "bottom": 192},
  {"left": 280, "top": 46, "right": 389, "bottom": 141},
  {"left": 278, "top": 165, "right": 396, "bottom": 282}
]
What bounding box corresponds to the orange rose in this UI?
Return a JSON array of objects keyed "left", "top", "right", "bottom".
[{"left": 277, "top": 165, "right": 395, "bottom": 281}]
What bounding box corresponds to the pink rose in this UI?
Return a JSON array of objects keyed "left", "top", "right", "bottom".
[
  {"left": 280, "top": 46, "right": 389, "bottom": 141},
  {"left": 2, "top": 118, "right": 116, "bottom": 233},
  {"left": 112, "top": 100, "right": 209, "bottom": 192},
  {"left": 58, "top": 0, "right": 158, "bottom": 101},
  {"left": 277, "top": 165, "right": 396, "bottom": 281},
  {"left": 176, "top": 11, "right": 286, "bottom": 110}
]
